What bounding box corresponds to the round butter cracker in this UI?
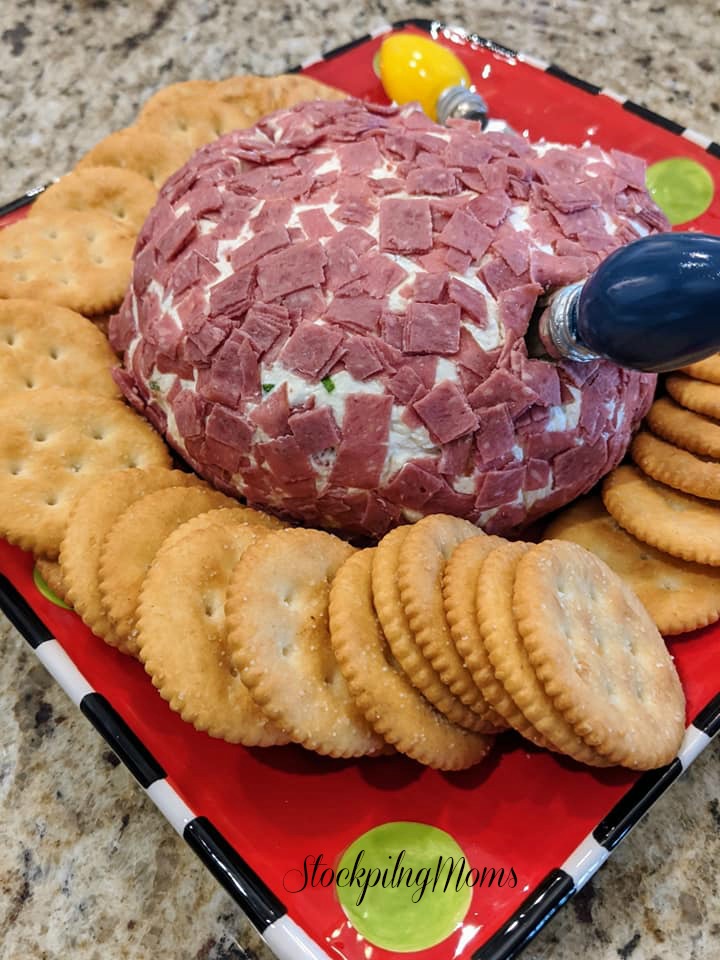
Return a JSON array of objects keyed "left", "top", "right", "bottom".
[
  {"left": 137, "top": 509, "right": 288, "bottom": 746},
  {"left": 0, "top": 211, "right": 134, "bottom": 314},
  {"left": 666, "top": 373, "right": 720, "bottom": 420},
  {"left": 213, "top": 75, "right": 276, "bottom": 117},
  {"left": 679, "top": 354, "right": 720, "bottom": 384},
  {"left": 34, "top": 558, "right": 71, "bottom": 607},
  {"left": 60, "top": 468, "right": 207, "bottom": 652},
  {"left": 329, "top": 549, "right": 493, "bottom": 770},
  {"left": 0, "top": 298, "right": 119, "bottom": 399},
  {"left": 397, "top": 514, "right": 500, "bottom": 729},
  {"left": 371, "top": 526, "right": 487, "bottom": 733},
  {"left": 30, "top": 166, "right": 157, "bottom": 233},
  {"left": 265, "top": 74, "right": 348, "bottom": 111},
  {"left": 603, "top": 465, "right": 720, "bottom": 567},
  {"left": 475, "top": 542, "right": 611, "bottom": 765},
  {"left": 0, "top": 387, "right": 171, "bottom": 559},
  {"left": 98, "top": 485, "right": 238, "bottom": 653},
  {"left": 513, "top": 540, "right": 686, "bottom": 769},
  {"left": 137, "top": 79, "right": 217, "bottom": 120},
  {"left": 137, "top": 94, "right": 236, "bottom": 150},
  {"left": 632, "top": 430, "right": 720, "bottom": 501},
  {"left": 646, "top": 395, "right": 720, "bottom": 460},
  {"left": 545, "top": 496, "right": 720, "bottom": 636},
  {"left": 76, "top": 126, "right": 191, "bottom": 188},
  {"left": 226, "top": 528, "right": 383, "bottom": 758},
  {"left": 441, "top": 534, "right": 510, "bottom": 731}
]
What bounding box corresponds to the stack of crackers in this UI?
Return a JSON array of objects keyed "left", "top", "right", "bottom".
[
  {"left": 329, "top": 519, "right": 684, "bottom": 770},
  {"left": 546, "top": 357, "right": 720, "bottom": 638},
  {"left": 0, "top": 74, "right": 344, "bottom": 323},
  {"left": 28, "top": 478, "right": 687, "bottom": 772}
]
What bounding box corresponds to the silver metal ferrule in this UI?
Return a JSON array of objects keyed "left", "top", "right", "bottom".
[
  {"left": 436, "top": 84, "right": 489, "bottom": 127},
  {"left": 540, "top": 281, "right": 599, "bottom": 362}
]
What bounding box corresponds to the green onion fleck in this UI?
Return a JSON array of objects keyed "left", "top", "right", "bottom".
[
  {"left": 148, "top": 379, "right": 160, "bottom": 392},
  {"left": 262, "top": 383, "right": 275, "bottom": 393},
  {"left": 321, "top": 376, "right": 335, "bottom": 393}
]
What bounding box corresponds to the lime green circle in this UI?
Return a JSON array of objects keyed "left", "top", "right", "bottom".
[
  {"left": 33, "top": 565, "right": 71, "bottom": 610},
  {"left": 646, "top": 157, "right": 714, "bottom": 225},
  {"left": 336, "top": 821, "right": 472, "bottom": 952}
]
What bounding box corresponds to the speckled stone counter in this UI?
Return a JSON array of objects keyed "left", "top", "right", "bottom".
[{"left": 0, "top": 2, "right": 718, "bottom": 959}]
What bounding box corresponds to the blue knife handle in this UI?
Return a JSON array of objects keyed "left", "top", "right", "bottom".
[{"left": 576, "top": 232, "right": 720, "bottom": 373}]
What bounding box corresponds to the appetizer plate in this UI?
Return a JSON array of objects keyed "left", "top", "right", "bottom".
[{"left": 1, "top": 19, "right": 719, "bottom": 960}]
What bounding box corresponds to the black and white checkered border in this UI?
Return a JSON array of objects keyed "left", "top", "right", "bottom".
[
  {"left": 471, "top": 703, "right": 718, "bottom": 960},
  {"left": 2, "top": 21, "right": 720, "bottom": 960},
  {"left": 0, "top": 574, "right": 332, "bottom": 960},
  {"left": 2, "top": 567, "right": 718, "bottom": 960}
]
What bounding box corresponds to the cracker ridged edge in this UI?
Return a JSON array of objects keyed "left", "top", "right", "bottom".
[
  {"left": 329, "top": 550, "right": 492, "bottom": 770},
  {"left": 371, "top": 529, "right": 487, "bottom": 733},
  {"left": 602, "top": 467, "right": 720, "bottom": 566},
  {"left": 632, "top": 431, "right": 720, "bottom": 501},
  {"left": 135, "top": 512, "right": 287, "bottom": 747}
]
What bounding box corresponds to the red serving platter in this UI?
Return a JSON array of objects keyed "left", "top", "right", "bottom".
[{"left": 1, "top": 19, "right": 719, "bottom": 960}]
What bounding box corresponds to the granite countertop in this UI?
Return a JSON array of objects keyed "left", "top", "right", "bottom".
[{"left": 1, "top": 1, "right": 719, "bottom": 958}]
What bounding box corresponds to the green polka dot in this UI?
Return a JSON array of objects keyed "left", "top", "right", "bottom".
[
  {"left": 336, "top": 821, "right": 472, "bottom": 952},
  {"left": 646, "top": 157, "right": 714, "bottom": 225},
  {"left": 33, "top": 565, "right": 71, "bottom": 609}
]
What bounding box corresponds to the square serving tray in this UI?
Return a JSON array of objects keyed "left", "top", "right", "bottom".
[{"left": 2, "top": 18, "right": 719, "bottom": 960}]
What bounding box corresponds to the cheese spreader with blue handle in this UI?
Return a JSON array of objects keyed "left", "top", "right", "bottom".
[{"left": 538, "top": 232, "right": 720, "bottom": 372}]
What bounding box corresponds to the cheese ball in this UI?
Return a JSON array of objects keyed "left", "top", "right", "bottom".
[{"left": 110, "top": 99, "right": 662, "bottom": 536}]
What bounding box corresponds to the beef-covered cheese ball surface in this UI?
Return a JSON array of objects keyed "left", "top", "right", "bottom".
[{"left": 110, "top": 99, "right": 663, "bottom": 536}]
